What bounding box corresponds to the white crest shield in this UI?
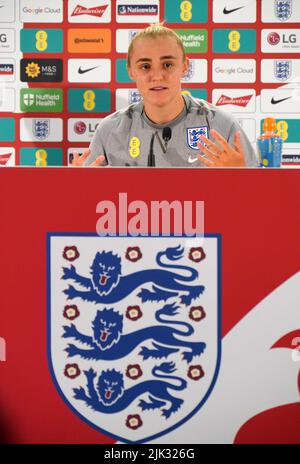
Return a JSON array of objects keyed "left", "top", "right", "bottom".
[{"left": 47, "top": 234, "right": 221, "bottom": 443}]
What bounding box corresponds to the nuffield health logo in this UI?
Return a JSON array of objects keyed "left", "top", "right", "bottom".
[{"left": 47, "top": 233, "right": 221, "bottom": 443}]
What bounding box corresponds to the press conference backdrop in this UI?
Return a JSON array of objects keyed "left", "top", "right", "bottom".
[{"left": 0, "top": 0, "right": 300, "bottom": 167}]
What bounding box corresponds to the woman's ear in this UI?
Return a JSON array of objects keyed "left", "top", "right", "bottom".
[
  {"left": 127, "top": 65, "right": 135, "bottom": 82},
  {"left": 182, "top": 57, "right": 190, "bottom": 77}
]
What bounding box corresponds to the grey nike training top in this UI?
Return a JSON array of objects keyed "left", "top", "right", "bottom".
[{"left": 86, "top": 94, "right": 258, "bottom": 167}]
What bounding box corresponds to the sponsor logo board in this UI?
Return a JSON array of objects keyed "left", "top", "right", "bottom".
[
  {"left": 68, "top": 118, "right": 102, "bottom": 142},
  {"left": 212, "top": 89, "right": 256, "bottom": 113},
  {"left": 20, "top": 118, "right": 63, "bottom": 142},
  {"left": 234, "top": 118, "right": 256, "bottom": 143},
  {"left": 262, "top": 0, "right": 300, "bottom": 23},
  {"left": 213, "top": 59, "right": 256, "bottom": 83},
  {"left": 20, "top": 29, "right": 63, "bottom": 53},
  {"left": 0, "top": 117, "right": 15, "bottom": 141},
  {"left": 68, "top": 59, "right": 111, "bottom": 83},
  {"left": 68, "top": 29, "right": 111, "bottom": 53},
  {"left": 213, "top": 0, "right": 257, "bottom": 23},
  {"left": 181, "top": 59, "right": 208, "bottom": 83},
  {"left": 0, "top": 147, "right": 15, "bottom": 166},
  {"left": 0, "top": 0, "right": 15, "bottom": 22},
  {"left": 20, "top": 0, "right": 63, "bottom": 23},
  {"left": 260, "top": 118, "right": 300, "bottom": 144},
  {"left": 116, "top": 89, "right": 142, "bottom": 111},
  {"left": 20, "top": 88, "right": 63, "bottom": 113},
  {"left": 0, "top": 58, "right": 15, "bottom": 82},
  {"left": 176, "top": 29, "right": 208, "bottom": 53},
  {"left": 0, "top": 29, "right": 15, "bottom": 52},
  {"left": 68, "top": 89, "right": 111, "bottom": 113},
  {"left": 164, "top": 0, "right": 208, "bottom": 23},
  {"left": 262, "top": 29, "right": 300, "bottom": 53},
  {"left": 116, "top": 0, "right": 160, "bottom": 23},
  {"left": 116, "top": 29, "right": 142, "bottom": 53},
  {"left": 19, "top": 148, "right": 63, "bottom": 166},
  {"left": 67, "top": 148, "right": 89, "bottom": 165},
  {"left": 20, "top": 59, "right": 63, "bottom": 82},
  {"left": 68, "top": 0, "right": 111, "bottom": 23},
  {"left": 260, "top": 59, "right": 300, "bottom": 83},
  {"left": 0, "top": 88, "right": 15, "bottom": 112},
  {"left": 261, "top": 89, "right": 300, "bottom": 113},
  {"left": 282, "top": 149, "right": 300, "bottom": 167},
  {"left": 213, "top": 29, "right": 256, "bottom": 53}
]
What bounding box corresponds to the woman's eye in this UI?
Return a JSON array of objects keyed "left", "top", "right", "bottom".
[{"left": 164, "top": 63, "right": 173, "bottom": 69}]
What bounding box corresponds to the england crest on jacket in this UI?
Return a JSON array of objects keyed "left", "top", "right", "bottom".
[{"left": 47, "top": 233, "right": 221, "bottom": 443}]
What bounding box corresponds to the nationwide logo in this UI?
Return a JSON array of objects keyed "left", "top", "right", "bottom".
[
  {"left": 25, "top": 62, "right": 41, "bottom": 78},
  {"left": 275, "top": 0, "right": 292, "bottom": 22},
  {"left": 268, "top": 32, "right": 281, "bottom": 45},
  {"left": 118, "top": 5, "right": 158, "bottom": 15},
  {"left": 71, "top": 4, "right": 108, "bottom": 17},
  {"left": 274, "top": 60, "right": 292, "bottom": 81},
  {"left": 0, "top": 152, "right": 12, "bottom": 166},
  {"left": 216, "top": 94, "right": 253, "bottom": 107},
  {"left": 0, "top": 64, "right": 13, "bottom": 75}
]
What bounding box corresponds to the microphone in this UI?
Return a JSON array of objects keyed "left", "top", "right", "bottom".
[
  {"left": 147, "top": 132, "right": 157, "bottom": 167},
  {"left": 162, "top": 127, "right": 172, "bottom": 152}
]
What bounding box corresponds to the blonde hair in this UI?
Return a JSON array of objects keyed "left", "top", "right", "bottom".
[{"left": 127, "top": 23, "right": 186, "bottom": 67}]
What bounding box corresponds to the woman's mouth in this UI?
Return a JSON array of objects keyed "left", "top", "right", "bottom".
[{"left": 150, "top": 86, "right": 167, "bottom": 91}]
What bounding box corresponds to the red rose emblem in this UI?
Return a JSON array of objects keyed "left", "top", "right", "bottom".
[
  {"left": 126, "top": 306, "right": 143, "bottom": 321},
  {"left": 63, "top": 246, "right": 80, "bottom": 262},
  {"left": 189, "top": 306, "right": 206, "bottom": 322},
  {"left": 63, "top": 305, "right": 80, "bottom": 320},
  {"left": 126, "top": 414, "right": 143, "bottom": 430},
  {"left": 187, "top": 365, "right": 205, "bottom": 381},
  {"left": 64, "top": 363, "right": 81, "bottom": 379},
  {"left": 188, "top": 247, "right": 206, "bottom": 263},
  {"left": 125, "top": 247, "right": 142, "bottom": 262},
  {"left": 126, "top": 364, "right": 143, "bottom": 380}
]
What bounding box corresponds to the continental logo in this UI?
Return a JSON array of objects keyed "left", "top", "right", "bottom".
[{"left": 68, "top": 29, "right": 111, "bottom": 53}]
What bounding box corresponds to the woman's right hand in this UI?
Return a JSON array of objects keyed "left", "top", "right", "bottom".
[{"left": 71, "top": 149, "right": 106, "bottom": 167}]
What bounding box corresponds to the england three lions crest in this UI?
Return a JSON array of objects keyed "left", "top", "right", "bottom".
[
  {"left": 275, "top": 0, "right": 292, "bottom": 21},
  {"left": 274, "top": 60, "right": 292, "bottom": 81},
  {"left": 47, "top": 234, "right": 221, "bottom": 443}
]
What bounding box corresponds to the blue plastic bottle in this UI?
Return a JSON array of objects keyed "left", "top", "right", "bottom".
[{"left": 257, "top": 118, "right": 283, "bottom": 168}]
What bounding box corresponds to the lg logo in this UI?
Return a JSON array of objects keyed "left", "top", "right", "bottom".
[
  {"left": 0, "top": 34, "right": 7, "bottom": 43},
  {"left": 268, "top": 32, "right": 297, "bottom": 45}
]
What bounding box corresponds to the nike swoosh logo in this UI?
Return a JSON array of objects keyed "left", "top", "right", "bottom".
[
  {"left": 271, "top": 96, "right": 292, "bottom": 104},
  {"left": 188, "top": 156, "right": 199, "bottom": 164},
  {"left": 78, "top": 66, "right": 99, "bottom": 74},
  {"left": 223, "top": 6, "right": 245, "bottom": 15}
]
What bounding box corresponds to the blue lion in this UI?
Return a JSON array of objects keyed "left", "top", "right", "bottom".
[
  {"left": 63, "top": 303, "right": 206, "bottom": 363},
  {"left": 73, "top": 361, "right": 186, "bottom": 418},
  {"left": 62, "top": 245, "right": 204, "bottom": 306}
]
